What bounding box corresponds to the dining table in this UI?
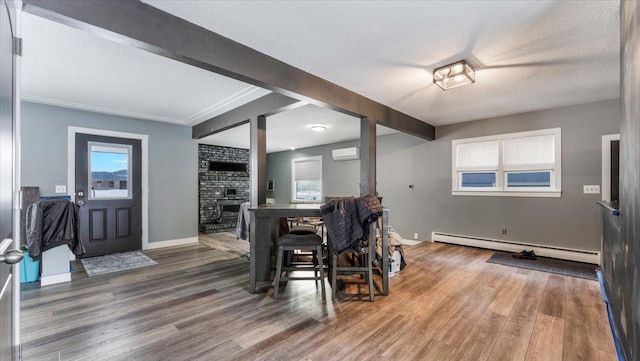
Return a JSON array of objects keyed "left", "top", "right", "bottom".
[{"left": 248, "top": 203, "right": 390, "bottom": 296}]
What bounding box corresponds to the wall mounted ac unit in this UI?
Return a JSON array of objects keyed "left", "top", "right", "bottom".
[{"left": 332, "top": 147, "right": 360, "bottom": 161}]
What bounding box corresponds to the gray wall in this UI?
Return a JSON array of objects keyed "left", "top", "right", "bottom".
[
  {"left": 413, "top": 99, "right": 619, "bottom": 251},
  {"left": 267, "top": 140, "right": 361, "bottom": 204},
  {"left": 268, "top": 99, "right": 619, "bottom": 251},
  {"left": 21, "top": 101, "right": 198, "bottom": 243}
]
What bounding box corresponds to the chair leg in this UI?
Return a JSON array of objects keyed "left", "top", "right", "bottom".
[
  {"left": 274, "top": 245, "right": 284, "bottom": 299},
  {"left": 317, "top": 244, "right": 326, "bottom": 299},
  {"left": 331, "top": 253, "right": 338, "bottom": 301},
  {"left": 312, "top": 249, "right": 319, "bottom": 287},
  {"left": 367, "top": 252, "right": 374, "bottom": 302}
]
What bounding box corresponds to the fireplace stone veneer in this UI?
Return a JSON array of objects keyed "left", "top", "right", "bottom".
[{"left": 198, "top": 144, "right": 249, "bottom": 233}]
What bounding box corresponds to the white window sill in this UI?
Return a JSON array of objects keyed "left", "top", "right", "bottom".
[{"left": 452, "top": 191, "right": 561, "bottom": 198}]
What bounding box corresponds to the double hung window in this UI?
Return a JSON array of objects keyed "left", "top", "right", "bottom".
[{"left": 452, "top": 128, "right": 561, "bottom": 197}]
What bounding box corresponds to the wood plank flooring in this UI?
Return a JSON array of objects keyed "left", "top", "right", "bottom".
[{"left": 20, "top": 234, "right": 617, "bottom": 361}]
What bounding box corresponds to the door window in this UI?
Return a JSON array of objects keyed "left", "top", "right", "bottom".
[{"left": 88, "top": 142, "right": 132, "bottom": 199}]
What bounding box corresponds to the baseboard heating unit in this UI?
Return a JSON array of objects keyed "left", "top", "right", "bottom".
[{"left": 431, "top": 232, "right": 600, "bottom": 265}]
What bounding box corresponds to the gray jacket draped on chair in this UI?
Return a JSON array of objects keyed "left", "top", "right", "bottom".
[{"left": 321, "top": 194, "right": 383, "bottom": 254}]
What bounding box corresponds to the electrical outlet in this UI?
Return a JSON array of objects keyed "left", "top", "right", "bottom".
[
  {"left": 413, "top": 233, "right": 418, "bottom": 240},
  {"left": 583, "top": 185, "right": 600, "bottom": 194},
  {"left": 55, "top": 185, "right": 66, "bottom": 194},
  {"left": 501, "top": 229, "right": 507, "bottom": 235}
]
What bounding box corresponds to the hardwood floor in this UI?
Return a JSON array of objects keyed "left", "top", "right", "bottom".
[{"left": 20, "top": 233, "right": 616, "bottom": 361}]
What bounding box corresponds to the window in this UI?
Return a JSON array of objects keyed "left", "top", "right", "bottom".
[
  {"left": 88, "top": 142, "right": 132, "bottom": 199},
  {"left": 452, "top": 128, "right": 561, "bottom": 197},
  {"left": 291, "top": 156, "right": 322, "bottom": 202}
]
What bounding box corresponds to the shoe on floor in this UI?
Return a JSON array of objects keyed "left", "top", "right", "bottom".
[{"left": 512, "top": 250, "right": 537, "bottom": 260}]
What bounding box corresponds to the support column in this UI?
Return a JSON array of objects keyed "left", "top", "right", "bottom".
[
  {"left": 250, "top": 115, "right": 266, "bottom": 206},
  {"left": 360, "top": 117, "right": 376, "bottom": 196}
]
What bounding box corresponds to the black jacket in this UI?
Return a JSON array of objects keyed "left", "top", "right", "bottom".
[
  {"left": 26, "top": 199, "right": 84, "bottom": 260},
  {"left": 321, "top": 195, "right": 383, "bottom": 255}
]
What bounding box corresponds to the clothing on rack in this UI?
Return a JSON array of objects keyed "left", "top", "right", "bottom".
[{"left": 26, "top": 198, "right": 84, "bottom": 261}]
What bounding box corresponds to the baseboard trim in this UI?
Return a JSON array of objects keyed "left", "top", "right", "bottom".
[
  {"left": 432, "top": 232, "right": 600, "bottom": 264},
  {"left": 40, "top": 272, "right": 71, "bottom": 286},
  {"left": 145, "top": 237, "right": 199, "bottom": 250}
]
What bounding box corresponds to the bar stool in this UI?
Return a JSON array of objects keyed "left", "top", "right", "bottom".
[{"left": 273, "top": 233, "right": 326, "bottom": 299}]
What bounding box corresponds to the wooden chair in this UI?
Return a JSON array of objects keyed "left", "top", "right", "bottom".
[
  {"left": 273, "top": 233, "right": 326, "bottom": 299},
  {"left": 329, "top": 223, "right": 375, "bottom": 302},
  {"left": 323, "top": 196, "right": 375, "bottom": 302}
]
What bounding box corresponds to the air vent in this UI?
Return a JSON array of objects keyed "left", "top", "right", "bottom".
[{"left": 331, "top": 147, "right": 359, "bottom": 161}]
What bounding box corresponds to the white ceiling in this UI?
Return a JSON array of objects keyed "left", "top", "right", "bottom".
[
  {"left": 198, "top": 104, "right": 398, "bottom": 152},
  {"left": 21, "top": 1, "right": 620, "bottom": 152}
]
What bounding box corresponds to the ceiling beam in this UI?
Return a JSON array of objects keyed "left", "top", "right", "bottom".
[
  {"left": 23, "top": 0, "right": 435, "bottom": 140},
  {"left": 192, "top": 93, "right": 303, "bottom": 139}
]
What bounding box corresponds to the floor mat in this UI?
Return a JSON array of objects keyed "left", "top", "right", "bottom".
[
  {"left": 80, "top": 251, "right": 157, "bottom": 276},
  {"left": 486, "top": 251, "right": 597, "bottom": 280}
]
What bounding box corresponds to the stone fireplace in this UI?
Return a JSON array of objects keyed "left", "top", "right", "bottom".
[{"left": 198, "top": 144, "right": 250, "bottom": 233}]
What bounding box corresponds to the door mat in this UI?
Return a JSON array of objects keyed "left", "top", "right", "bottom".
[
  {"left": 81, "top": 251, "right": 157, "bottom": 277},
  {"left": 486, "top": 251, "right": 597, "bottom": 280}
]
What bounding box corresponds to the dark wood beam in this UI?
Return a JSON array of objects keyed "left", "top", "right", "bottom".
[
  {"left": 249, "top": 115, "right": 266, "bottom": 207},
  {"left": 192, "top": 93, "right": 302, "bottom": 139},
  {"left": 360, "top": 117, "right": 376, "bottom": 196},
  {"left": 23, "top": 0, "right": 435, "bottom": 140}
]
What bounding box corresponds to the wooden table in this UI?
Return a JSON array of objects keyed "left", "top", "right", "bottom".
[{"left": 249, "top": 203, "right": 389, "bottom": 296}]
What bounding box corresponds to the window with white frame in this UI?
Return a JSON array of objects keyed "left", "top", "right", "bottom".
[
  {"left": 452, "top": 128, "right": 561, "bottom": 197},
  {"left": 291, "top": 156, "right": 322, "bottom": 202}
]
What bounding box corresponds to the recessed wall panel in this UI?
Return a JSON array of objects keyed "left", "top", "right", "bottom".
[
  {"left": 116, "top": 207, "right": 131, "bottom": 238},
  {"left": 89, "top": 209, "right": 107, "bottom": 242}
]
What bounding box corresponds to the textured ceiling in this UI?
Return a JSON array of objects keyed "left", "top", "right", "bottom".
[
  {"left": 21, "top": 1, "right": 620, "bottom": 153},
  {"left": 144, "top": 0, "right": 620, "bottom": 126},
  {"left": 21, "top": 12, "right": 270, "bottom": 125},
  {"left": 199, "top": 104, "right": 399, "bottom": 153}
]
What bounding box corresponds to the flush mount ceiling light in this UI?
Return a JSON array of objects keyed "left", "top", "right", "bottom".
[
  {"left": 310, "top": 124, "right": 327, "bottom": 132},
  {"left": 433, "top": 60, "right": 475, "bottom": 91}
]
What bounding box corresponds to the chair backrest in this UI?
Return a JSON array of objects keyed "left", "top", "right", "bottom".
[{"left": 324, "top": 195, "right": 382, "bottom": 204}]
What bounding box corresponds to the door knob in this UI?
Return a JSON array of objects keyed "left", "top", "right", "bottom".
[
  {"left": 77, "top": 191, "right": 84, "bottom": 197},
  {"left": 0, "top": 239, "right": 23, "bottom": 265},
  {"left": 76, "top": 200, "right": 85, "bottom": 206}
]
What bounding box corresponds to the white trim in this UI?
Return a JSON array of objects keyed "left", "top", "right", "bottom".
[
  {"left": 185, "top": 86, "right": 267, "bottom": 125},
  {"left": 432, "top": 232, "right": 600, "bottom": 264},
  {"left": 452, "top": 128, "right": 561, "bottom": 197},
  {"left": 452, "top": 191, "right": 561, "bottom": 198},
  {"left": 11, "top": 0, "right": 23, "bottom": 347},
  {"left": 601, "top": 134, "right": 620, "bottom": 202},
  {"left": 40, "top": 272, "right": 72, "bottom": 286},
  {"left": 23, "top": 94, "right": 184, "bottom": 124},
  {"left": 67, "top": 126, "right": 150, "bottom": 249},
  {"left": 145, "top": 237, "right": 199, "bottom": 249}
]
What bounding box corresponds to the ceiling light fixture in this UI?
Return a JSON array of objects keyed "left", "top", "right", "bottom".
[
  {"left": 310, "top": 124, "right": 327, "bottom": 132},
  {"left": 433, "top": 60, "right": 475, "bottom": 91}
]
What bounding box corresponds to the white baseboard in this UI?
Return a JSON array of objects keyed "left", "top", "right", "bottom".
[
  {"left": 145, "top": 236, "right": 199, "bottom": 250},
  {"left": 432, "top": 232, "right": 600, "bottom": 265},
  {"left": 40, "top": 272, "right": 71, "bottom": 286}
]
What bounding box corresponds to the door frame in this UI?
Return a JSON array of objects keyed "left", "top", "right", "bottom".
[
  {"left": 67, "top": 126, "right": 149, "bottom": 249},
  {"left": 601, "top": 133, "right": 620, "bottom": 203},
  {"left": 6, "top": 0, "right": 21, "bottom": 354}
]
